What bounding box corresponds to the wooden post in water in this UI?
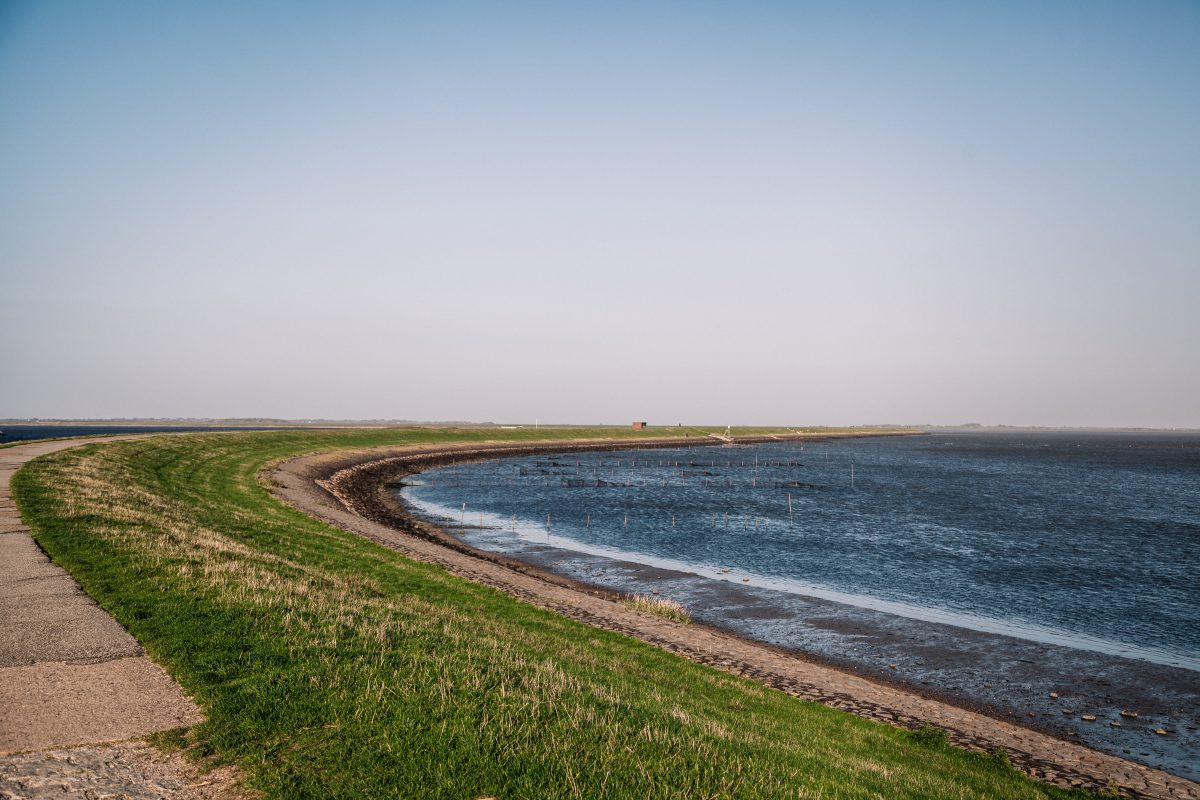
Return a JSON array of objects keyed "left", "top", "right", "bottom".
[
  {"left": 624, "top": 513, "right": 628, "bottom": 528},
  {"left": 788, "top": 493, "right": 794, "bottom": 526},
  {"left": 461, "top": 503, "right": 466, "bottom": 526}
]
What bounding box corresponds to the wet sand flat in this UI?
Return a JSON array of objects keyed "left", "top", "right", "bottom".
[
  {"left": 515, "top": 543, "right": 1199, "bottom": 779},
  {"left": 272, "top": 439, "right": 1200, "bottom": 799}
]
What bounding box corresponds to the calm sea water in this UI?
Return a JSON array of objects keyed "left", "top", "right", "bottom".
[{"left": 401, "top": 432, "right": 1200, "bottom": 672}]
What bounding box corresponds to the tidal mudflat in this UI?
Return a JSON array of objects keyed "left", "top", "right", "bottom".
[{"left": 401, "top": 432, "right": 1200, "bottom": 779}]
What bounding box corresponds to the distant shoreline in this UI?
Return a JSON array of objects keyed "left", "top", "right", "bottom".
[{"left": 5, "top": 419, "right": 1194, "bottom": 432}]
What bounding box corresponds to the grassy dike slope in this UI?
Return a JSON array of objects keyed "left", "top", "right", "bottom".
[{"left": 12, "top": 428, "right": 1088, "bottom": 799}]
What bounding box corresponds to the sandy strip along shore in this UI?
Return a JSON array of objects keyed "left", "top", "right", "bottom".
[{"left": 271, "top": 436, "right": 1199, "bottom": 800}]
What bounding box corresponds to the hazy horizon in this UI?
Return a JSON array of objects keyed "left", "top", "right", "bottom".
[
  {"left": 3, "top": 2, "right": 1197, "bottom": 428},
  {"left": 4, "top": 418, "right": 1200, "bottom": 434}
]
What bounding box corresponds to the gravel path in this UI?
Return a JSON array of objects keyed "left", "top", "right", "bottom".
[{"left": 0, "top": 742, "right": 243, "bottom": 800}]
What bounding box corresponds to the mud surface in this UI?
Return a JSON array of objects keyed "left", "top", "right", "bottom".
[
  {"left": 271, "top": 437, "right": 1200, "bottom": 799},
  {"left": 502, "top": 542, "right": 1199, "bottom": 780}
]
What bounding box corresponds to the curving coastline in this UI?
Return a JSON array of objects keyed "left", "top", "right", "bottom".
[{"left": 270, "top": 436, "right": 1199, "bottom": 800}]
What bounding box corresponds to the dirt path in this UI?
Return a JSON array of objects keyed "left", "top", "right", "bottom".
[
  {"left": 0, "top": 437, "right": 229, "bottom": 800},
  {"left": 272, "top": 441, "right": 1200, "bottom": 800}
]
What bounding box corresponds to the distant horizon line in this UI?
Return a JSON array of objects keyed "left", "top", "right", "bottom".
[{"left": 1, "top": 418, "right": 1197, "bottom": 433}]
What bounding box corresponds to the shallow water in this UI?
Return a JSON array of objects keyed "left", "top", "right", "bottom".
[
  {"left": 402, "top": 432, "right": 1199, "bottom": 669},
  {"left": 399, "top": 431, "right": 1200, "bottom": 778}
]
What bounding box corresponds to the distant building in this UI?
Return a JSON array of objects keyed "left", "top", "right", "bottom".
[{"left": 631, "top": 421, "right": 647, "bottom": 430}]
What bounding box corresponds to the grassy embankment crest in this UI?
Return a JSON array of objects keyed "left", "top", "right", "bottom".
[{"left": 12, "top": 428, "right": 1091, "bottom": 799}]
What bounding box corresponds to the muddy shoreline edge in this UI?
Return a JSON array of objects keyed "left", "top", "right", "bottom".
[{"left": 269, "top": 434, "right": 1198, "bottom": 800}]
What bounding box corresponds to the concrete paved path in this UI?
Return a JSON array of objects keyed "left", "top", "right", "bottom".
[{"left": 0, "top": 437, "right": 202, "bottom": 755}]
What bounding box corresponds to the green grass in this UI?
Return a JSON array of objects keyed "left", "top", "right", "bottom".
[{"left": 12, "top": 426, "right": 1089, "bottom": 799}]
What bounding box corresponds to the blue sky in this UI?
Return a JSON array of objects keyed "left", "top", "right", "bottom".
[{"left": 2, "top": 1, "right": 1197, "bottom": 425}]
